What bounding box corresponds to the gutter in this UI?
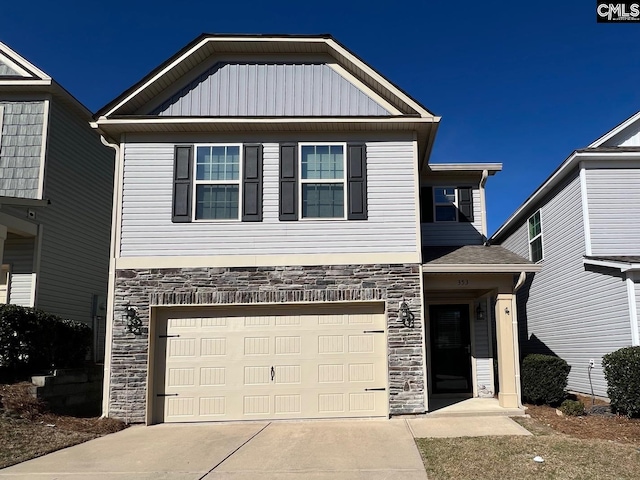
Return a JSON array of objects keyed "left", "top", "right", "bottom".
[
  {"left": 0, "top": 197, "right": 50, "bottom": 207},
  {"left": 98, "top": 135, "right": 121, "bottom": 419}
]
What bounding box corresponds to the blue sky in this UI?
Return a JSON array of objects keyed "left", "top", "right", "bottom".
[{"left": 2, "top": 1, "right": 639, "bottom": 233}]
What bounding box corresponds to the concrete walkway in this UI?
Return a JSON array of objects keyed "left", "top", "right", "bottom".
[{"left": 0, "top": 416, "right": 531, "bottom": 479}]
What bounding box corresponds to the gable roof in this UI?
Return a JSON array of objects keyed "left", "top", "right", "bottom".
[
  {"left": 92, "top": 34, "right": 441, "bottom": 164},
  {"left": 490, "top": 111, "right": 640, "bottom": 243},
  {"left": 0, "top": 42, "right": 92, "bottom": 119}
]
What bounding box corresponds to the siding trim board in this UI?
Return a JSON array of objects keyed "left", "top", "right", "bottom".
[
  {"left": 37, "top": 99, "right": 50, "bottom": 199},
  {"left": 627, "top": 273, "right": 640, "bottom": 346},
  {"left": 579, "top": 165, "right": 592, "bottom": 256}
]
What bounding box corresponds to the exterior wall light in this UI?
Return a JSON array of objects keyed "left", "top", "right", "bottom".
[
  {"left": 124, "top": 305, "right": 143, "bottom": 335},
  {"left": 399, "top": 300, "right": 415, "bottom": 328},
  {"left": 476, "top": 304, "right": 485, "bottom": 321}
]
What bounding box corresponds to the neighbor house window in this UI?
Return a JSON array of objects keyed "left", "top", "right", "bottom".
[
  {"left": 434, "top": 187, "right": 458, "bottom": 222},
  {"left": 528, "top": 210, "right": 543, "bottom": 262},
  {"left": 299, "top": 143, "right": 346, "bottom": 219},
  {"left": 194, "top": 144, "right": 242, "bottom": 220}
]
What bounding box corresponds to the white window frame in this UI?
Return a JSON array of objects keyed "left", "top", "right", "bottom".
[
  {"left": 528, "top": 210, "right": 544, "bottom": 263},
  {"left": 433, "top": 186, "right": 458, "bottom": 222},
  {"left": 192, "top": 143, "right": 243, "bottom": 222},
  {"left": 298, "top": 142, "right": 348, "bottom": 220}
]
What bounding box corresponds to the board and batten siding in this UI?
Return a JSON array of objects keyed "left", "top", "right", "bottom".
[
  {"left": 33, "top": 100, "right": 113, "bottom": 324},
  {"left": 473, "top": 309, "right": 493, "bottom": 396},
  {"left": 151, "top": 62, "right": 390, "bottom": 117},
  {"left": 585, "top": 168, "right": 640, "bottom": 256},
  {"left": 500, "top": 172, "right": 632, "bottom": 397},
  {"left": 0, "top": 101, "right": 44, "bottom": 198},
  {"left": 421, "top": 187, "right": 483, "bottom": 246},
  {"left": 2, "top": 234, "right": 35, "bottom": 307},
  {"left": 119, "top": 137, "right": 417, "bottom": 257}
]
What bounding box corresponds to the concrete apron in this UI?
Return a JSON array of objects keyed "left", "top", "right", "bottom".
[{"left": 0, "top": 419, "right": 428, "bottom": 480}]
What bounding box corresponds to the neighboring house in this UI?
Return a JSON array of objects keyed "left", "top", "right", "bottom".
[
  {"left": 92, "top": 34, "right": 537, "bottom": 424},
  {"left": 0, "top": 42, "right": 114, "bottom": 360},
  {"left": 491, "top": 112, "right": 640, "bottom": 398}
]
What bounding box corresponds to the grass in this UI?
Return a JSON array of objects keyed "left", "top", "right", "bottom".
[
  {"left": 415, "top": 435, "right": 640, "bottom": 480},
  {"left": 0, "top": 382, "right": 126, "bottom": 469},
  {"left": 415, "top": 413, "right": 640, "bottom": 480}
]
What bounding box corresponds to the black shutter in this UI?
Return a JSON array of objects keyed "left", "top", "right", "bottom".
[
  {"left": 421, "top": 186, "right": 433, "bottom": 223},
  {"left": 458, "top": 187, "right": 474, "bottom": 222},
  {"left": 172, "top": 145, "right": 192, "bottom": 223},
  {"left": 242, "top": 144, "right": 263, "bottom": 222},
  {"left": 347, "top": 144, "right": 367, "bottom": 220},
  {"left": 279, "top": 143, "right": 298, "bottom": 221}
]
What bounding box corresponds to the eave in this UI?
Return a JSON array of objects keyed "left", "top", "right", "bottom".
[{"left": 422, "top": 263, "right": 542, "bottom": 273}]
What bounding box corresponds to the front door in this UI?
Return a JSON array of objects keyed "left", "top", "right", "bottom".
[{"left": 429, "top": 304, "right": 472, "bottom": 394}]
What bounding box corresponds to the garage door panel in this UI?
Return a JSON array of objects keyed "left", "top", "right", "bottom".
[{"left": 156, "top": 305, "right": 388, "bottom": 423}]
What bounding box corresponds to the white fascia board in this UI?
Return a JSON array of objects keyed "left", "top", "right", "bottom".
[
  {"left": 0, "top": 79, "right": 52, "bottom": 87},
  {"left": 0, "top": 42, "right": 51, "bottom": 80},
  {"left": 325, "top": 38, "right": 434, "bottom": 119},
  {"left": 429, "top": 163, "right": 502, "bottom": 173},
  {"left": 626, "top": 274, "right": 640, "bottom": 346},
  {"left": 583, "top": 258, "right": 640, "bottom": 272},
  {"left": 95, "top": 116, "right": 438, "bottom": 126},
  {"left": 588, "top": 111, "right": 640, "bottom": 148},
  {"left": 421, "top": 264, "right": 541, "bottom": 273}
]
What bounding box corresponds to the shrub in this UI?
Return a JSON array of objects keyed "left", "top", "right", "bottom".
[
  {"left": 559, "top": 399, "right": 585, "bottom": 416},
  {"left": 521, "top": 354, "right": 571, "bottom": 405},
  {"left": 602, "top": 346, "right": 640, "bottom": 418},
  {"left": 0, "top": 304, "right": 92, "bottom": 379}
]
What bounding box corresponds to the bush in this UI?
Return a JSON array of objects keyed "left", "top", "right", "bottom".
[
  {"left": 521, "top": 354, "right": 571, "bottom": 405},
  {"left": 559, "top": 399, "right": 585, "bottom": 416},
  {"left": 602, "top": 346, "right": 640, "bottom": 418},
  {"left": 0, "top": 304, "right": 92, "bottom": 380}
]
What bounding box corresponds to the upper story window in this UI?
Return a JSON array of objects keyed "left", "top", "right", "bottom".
[
  {"left": 528, "top": 210, "right": 544, "bottom": 262},
  {"left": 299, "top": 143, "right": 346, "bottom": 219},
  {"left": 434, "top": 187, "right": 458, "bottom": 222},
  {"left": 194, "top": 144, "right": 242, "bottom": 220},
  {"left": 421, "top": 186, "right": 474, "bottom": 223}
]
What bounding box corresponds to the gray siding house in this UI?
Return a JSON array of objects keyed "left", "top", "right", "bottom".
[
  {"left": 93, "top": 34, "right": 537, "bottom": 424},
  {"left": 0, "top": 42, "right": 114, "bottom": 359},
  {"left": 491, "top": 112, "right": 640, "bottom": 398}
]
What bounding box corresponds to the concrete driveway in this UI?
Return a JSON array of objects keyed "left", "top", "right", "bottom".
[{"left": 0, "top": 419, "right": 428, "bottom": 480}]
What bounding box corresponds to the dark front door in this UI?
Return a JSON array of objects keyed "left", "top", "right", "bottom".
[{"left": 429, "top": 304, "right": 472, "bottom": 394}]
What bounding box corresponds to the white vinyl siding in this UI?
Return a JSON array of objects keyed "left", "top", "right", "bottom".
[
  {"left": 151, "top": 62, "right": 390, "bottom": 117},
  {"left": 422, "top": 187, "right": 483, "bottom": 246},
  {"left": 2, "top": 235, "right": 35, "bottom": 307},
  {"left": 34, "top": 100, "right": 113, "bottom": 324},
  {"left": 119, "top": 137, "right": 417, "bottom": 257},
  {"left": 585, "top": 168, "right": 640, "bottom": 256},
  {"left": 473, "top": 309, "right": 493, "bottom": 397},
  {"left": 500, "top": 173, "right": 632, "bottom": 397}
]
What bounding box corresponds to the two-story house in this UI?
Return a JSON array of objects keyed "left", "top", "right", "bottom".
[
  {"left": 491, "top": 112, "right": 640, "bottom": 398},
  {"left": 0, "top": 42, "right": 114, "bottom": 360},
  {"left": 92, "top": 34, "right": 537, "bottom": 424}
]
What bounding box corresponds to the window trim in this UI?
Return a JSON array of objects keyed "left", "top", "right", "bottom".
[
  {"left": 192, "top": 143, "right": 243, "bottom": 222},
  {"left": 528, "top": 210, "right": 544, "bottom": 263},
  {"left": 433, "top": 186, "right": 458, "bottom": 222},
  {"left": 298, "top": 142, "right": 348, "bottom": 220}
]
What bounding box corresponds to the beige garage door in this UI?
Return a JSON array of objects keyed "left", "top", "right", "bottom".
[{"left": 153, "top": 304, "right": 388, "bottom": 423}]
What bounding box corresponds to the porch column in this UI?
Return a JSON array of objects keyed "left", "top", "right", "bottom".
[{"left": 495, "top": 293, "right": 519, "bottom": 408}]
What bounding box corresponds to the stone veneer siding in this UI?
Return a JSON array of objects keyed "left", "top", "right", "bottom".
[{"left": 110, "top": 264, "right": 424, "bottom": 422}]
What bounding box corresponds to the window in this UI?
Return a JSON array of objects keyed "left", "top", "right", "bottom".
[
  {"left": 528, "top": 210, "right": 543, "bottom": 262},
  {"left": 299, "top": 143, "right": 346, "bottom": 219},
  {"left": 194, "top": 144, "right": 242, "bottom": 220},
  {"left": 434, "top": 187, "right": 458, "bottom": 222}
]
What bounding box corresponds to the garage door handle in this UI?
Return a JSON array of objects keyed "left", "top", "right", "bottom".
[
  {"left": 156, "top": 393, "right": 179, "bottom": 397},
  {"left": 363, "top": 330, "right": 384, "bottom": 333},
  {"left": 364, "top": 388, "right": 386, "bottom": 391},
  {"left": 270, "top": 366, "right": 275, "bottom": 381},
  {"left": 159, "top": 335, "right": 180, "bottom": 338}
]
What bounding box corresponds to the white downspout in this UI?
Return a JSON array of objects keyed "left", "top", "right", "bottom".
[
  {"left": 99, "top": 134, "right": 121, "bottom": 418},
  {"left": 479, "top": 170, "right": 489, "bottom": 243},
  {"left": 511, "top": 271, "right": 527, "bottom": 409}
]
